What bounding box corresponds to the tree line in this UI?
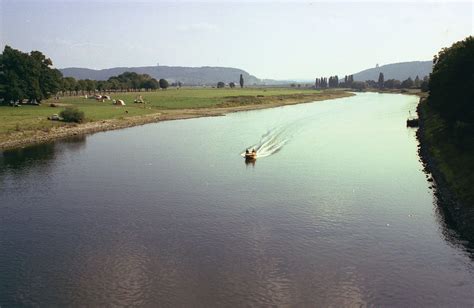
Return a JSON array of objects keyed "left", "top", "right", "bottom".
[
  {"left": 313, "top": 72, "right": 429, "bottom": 91},
  {"left": 61, "top": 72, "right": 176, "bottom": 96},
  {"left": 428, "top": 35, "right": 473, "bottom": 142},
  {"left": 0, "top": 45, "right": 179, "bottom": 103}
]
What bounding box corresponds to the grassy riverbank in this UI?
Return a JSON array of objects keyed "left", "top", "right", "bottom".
[
  {"left": 418, "top": 99, "right": 474, "bottom": 207},
  {"left": 0, "top": 88, "right": 353, "bottom": 150}
]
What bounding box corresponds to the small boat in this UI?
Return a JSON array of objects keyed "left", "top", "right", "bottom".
[{"left": 245, "top": 151, "right": 257, "bottom": 160}]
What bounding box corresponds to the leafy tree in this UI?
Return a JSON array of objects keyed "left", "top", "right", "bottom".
[
  {"left": 85, "top": 79, "right": 96, "bottom": 94},
  {"left": 351, "top": 81, "right": 366, "bottom": 91},
  {"left": 159, "top": 78, "right": 169, "bottom": 89},
  {"left": 378, "top": 72, "right": 384, "bottom": 89},
  {"left": 62, "top": 77, "right": 77, "bottom": 94},
  {"left": 429, "top": 36, "right": 474, "bottom": 123},
  {"left": 239, "top": 74, "right": 244, "bottom": 88},
  {"left": 420, "top": 76, "right": 429, "bottom": 92},
  {"left": 414, "top": 75, "right": 421, "bottom": 88},
  {"left": 0, "top": 46, "right": 62, "bottom": 102},
  {"left": 77, "top": 80, "right": 87, "bottom": 94},
  {"left": 229, "top": 82, "right": 236, "bottom": 88},
  {"left": 142, "top": 78, "right": 159, "bottom": 90},
  {"left": 401, "top": 77, "right": 414, "bottom": 89},
  {"left": 384, "top": 79, "right": 401, "bottom": 89},
  {"left": 217, "top": 81, "right": 225, "bottom": 88}
]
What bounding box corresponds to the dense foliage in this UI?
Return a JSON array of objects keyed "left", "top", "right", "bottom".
[
  {"left": 159, "top": 78, "right": 169, "bottom": 89},
  {"left": 378, "top": 72, "right": 384, "bottom": 89},
  {"left": 60, "top": 107, "right": 85, "bottom": 123},
  {"left": 429, "top": 36, "right": 474, "bottom": 124},
  {"left": 59, "top": 72, "right": 162, "bottom": 94},
  {"left": 0, "top": 46, "right": 62, "bottom": 102}
]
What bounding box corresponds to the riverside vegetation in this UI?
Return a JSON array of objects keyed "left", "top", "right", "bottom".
[{"left": 417, "top": 36, "right": 474, "bottom": 235}]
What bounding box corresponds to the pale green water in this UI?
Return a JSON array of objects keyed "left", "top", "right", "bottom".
[{"left": 1, "top": 92, "right": 473, "bottom": 306}]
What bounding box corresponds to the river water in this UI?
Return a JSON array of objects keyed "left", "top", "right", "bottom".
[{"left": 1, "top": 92, "right": 473, "bottom": 306}]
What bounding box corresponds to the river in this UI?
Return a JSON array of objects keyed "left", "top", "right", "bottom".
[{"left": 1, "top": 92, "right": 473, "bottom": 306}]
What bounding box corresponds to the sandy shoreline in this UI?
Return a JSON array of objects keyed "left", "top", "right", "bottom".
[{"left": 0, "top": 91, "right": 353, "bottom": 151}]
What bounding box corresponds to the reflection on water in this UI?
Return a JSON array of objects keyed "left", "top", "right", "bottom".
[
  {"left": 434, "top": 195, "right": 474, "bottom": 258},
  {"left": 244, "top": 157, "right": 256, "bottom": 167},
  {"left": 1, "top": 93, "right": 473, "bottom": 306},
  {"left": 1, "top": 142, "right": 56, "bottom": 170},
  {"left": 0, "top": 135, "right": 86, "bottom": 172}
]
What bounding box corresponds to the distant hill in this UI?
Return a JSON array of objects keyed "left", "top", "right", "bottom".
[
  {"left": 59, "top": 66, "right": 262, "bottom": 86},
  {"left": 352, "top": 61, "right": 433, "bottom": 81}
]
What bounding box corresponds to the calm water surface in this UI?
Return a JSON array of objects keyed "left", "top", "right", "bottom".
[{"left": 1, "top": 93, "right": 473, "bottom": 306}]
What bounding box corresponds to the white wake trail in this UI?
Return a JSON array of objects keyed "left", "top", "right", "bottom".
[{"left": 240, "top": 121, "right": 301, "bottom": 158}]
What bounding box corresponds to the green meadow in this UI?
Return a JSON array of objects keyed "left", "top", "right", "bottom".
[{"left": 0, "top": 87, "right": 341, "bottom": 143}]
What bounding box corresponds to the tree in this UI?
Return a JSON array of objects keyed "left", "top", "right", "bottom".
[
  {"left": 77, "top": 80, "right": 87, "bottom": 94},
  {"left": 142, "top": 78, "right": 159, "bottom": 90},
  {"left": 229, "top": 82, "right": 236, "bottom": 88},
  {"left": 85, "top": 79, "right": 96, "bottom": 94},
  {"left": 429, "top": 35, "right": 474, "bottom": 123},
  {"left": 378, "top": 72, "right": 384, "bottom": 89},
  {"left": 217, "top": 81, "right": 225, "bottom": 88},
  {"left": 401, "top": 77, "right": 414, "bottom": 89},
  {"left": 351, "top": 81, "right": 367, "bottom": 91},
  {"left": 239, "top": 74, "right": 244, "bottom": 88},
  {"left": 159, "top": 78, "right": 169, "bottom": 90},
  {"left": 420, "top": 76, "right": 429, "bottom": 92},
  {"left": 0, "top": 46, "right": 62, "bottom": 102},
  {"left": 384, "top": 79, "right": 401, "bottom": 89},
  {"left": 414, "top": 75, "right": 421, "bottom": 88},
  {"left": 61, "top": 77, "right": 77, "bottom": 95}
]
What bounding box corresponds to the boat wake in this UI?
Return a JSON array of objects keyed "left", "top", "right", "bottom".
[{"left": 240, "top": 121, "right": 302, "bottom": 158}]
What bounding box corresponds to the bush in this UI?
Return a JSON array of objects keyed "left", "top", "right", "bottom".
[
  {"left": 217, "top": 81, "right": 225, "bottom": 88},
  {"left": 60, "top": 107, "right": 85, "bottom": 123}
]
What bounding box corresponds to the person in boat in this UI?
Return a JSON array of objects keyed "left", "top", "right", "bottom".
[
  {"left": 252, "top": 148, "right": 256, "bottom": 154},
  {"left": 246, "top": 149, "right": 249, "bottom": 154}
]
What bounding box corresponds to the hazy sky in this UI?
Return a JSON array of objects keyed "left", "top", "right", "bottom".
[{"left": 1, "top": 0, "right": 472, "bottom": 79}]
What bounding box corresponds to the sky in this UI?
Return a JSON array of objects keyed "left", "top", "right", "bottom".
[{"left": 0, "top": 0, "right": 472, "bottom": 80}]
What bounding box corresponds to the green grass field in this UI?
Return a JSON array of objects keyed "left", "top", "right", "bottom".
[{"left": 0, "top": 87, "right": 345, "bottom": 143}]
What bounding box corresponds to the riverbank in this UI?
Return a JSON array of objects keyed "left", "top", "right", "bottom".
[
  {"left": 416, "top": 98, "right": 474, "bottom": 242},
  {"left": 0, "top": 89, "right": 353, "bottom": 150}
]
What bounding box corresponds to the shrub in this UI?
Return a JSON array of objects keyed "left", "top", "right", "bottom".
[
  {"left": 60, "top": 107, "right": 85, "bottom": 123},
  {"left": 217, "top": 81, "right": 225, "bottom": 88}
]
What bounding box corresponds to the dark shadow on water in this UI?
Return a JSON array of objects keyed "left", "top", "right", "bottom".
[
  {"left": 0, "top": 135, "right": 86, "bottom": 173},
  {"left": 434, "top": 196, "right": 474, "bottom": 260},
  {"left": 1, "top": 143, "right": 56, "bottom": 171},
  {"left": 244, "top": 158, "right": 256, "bottom": 167}
]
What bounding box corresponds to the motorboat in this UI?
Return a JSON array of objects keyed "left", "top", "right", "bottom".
[{"left": 245, "top": 151, "right": 257, "bottom": 160}]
